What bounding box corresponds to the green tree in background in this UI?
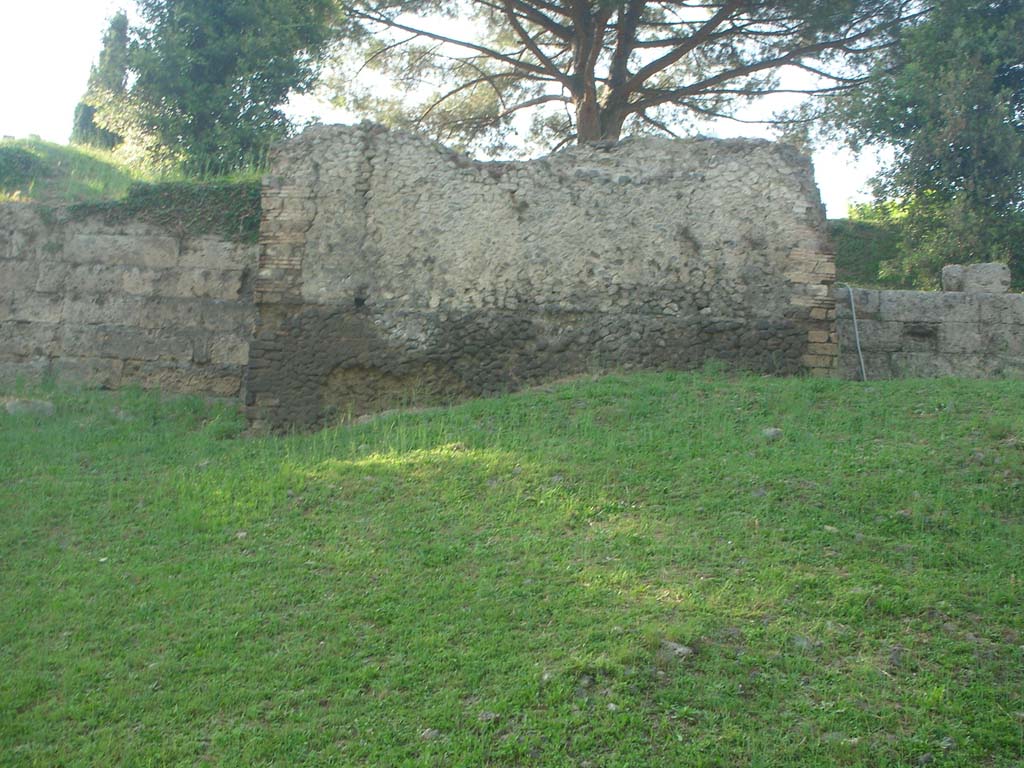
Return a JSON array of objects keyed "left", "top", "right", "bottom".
[
  {"left": 824, "top": 0, "right": 1024, "bottom": 287},
  {"left": 87, "top": 0, "right": 337, "bottom": 173},
  {"left": 330, "top": 0, "right": 920, "bottom": 154},
  {"left": 71, "top": 12, "right": 130, "bottom": 149}
]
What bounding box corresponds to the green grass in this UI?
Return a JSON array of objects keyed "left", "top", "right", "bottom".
[
  {"left": 0, "top": 138, "right": 263, "bottom": 206},
  {"left": 1, "top": 373, "right": 1022, "bottom": 766},
  {"left": 0, "top": 139, "right": 145, "bottom": 204}
]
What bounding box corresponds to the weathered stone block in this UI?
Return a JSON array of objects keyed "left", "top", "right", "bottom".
[
  {"left": 878, "top": 291, "right": 979, "bottom": 323},
  {"left": 51, "top": 356, "right": 124, "bottom": 388},
  {"left": 122, "top": 361, "right": 242, "bottom": 397},
  {"left": 0, "top": 359, "right": 48, "bottom": 386},
  {"left": 121, "top": 267, "right": 160, "bottom": 296},
  {"left": 179, "top": 238, "right": 257, "bottom": 269},
  {"left": 834, "top": 286, "right": 880, "bottom": 317},
  {"left": 12, "top": 293, "right": 64, "bottom": 323},
  {"left": 61, "top": 295, "right": 145, "bottom": 326},
  {"left": 977, "top": 293, "right": 1024, "bottom": 325},
  {"left": 0, "top": 321, "right": 60, "bottom": 357},
  {"left": 938, "top": 322, "right": 985, "bottom": 354},
  {"left": 843, "top": 318, "right": 903, "bottom": 352},
  {"left": 942, "top": 262, "right": 1011, "bottom": 293},
  {"left": 0, "top": 259, "right": 39, "bottom": 292},
  {"left": 64, "top": 233, "right": 180, "bottom": 267},
  {"left": 209, "top": 334, "right": 250, "bottom": 365},
  {"left": 58, "top": 323, "right": 193, "bottom": 363}
]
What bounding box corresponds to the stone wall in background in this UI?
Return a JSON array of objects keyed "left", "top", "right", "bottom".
[
  {"left": 836, "top": 286, "right": 1024, "bottom": 380},
  {"left": 0, "top": 204, "right": 256, "bottom": 397},
  {"left": 246, "top": 123, "right": 836, "bottom": 429}
]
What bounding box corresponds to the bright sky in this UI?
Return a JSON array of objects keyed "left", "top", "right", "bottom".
[{"left": 0, "top": 0, "right": 881, "bottom": 217}]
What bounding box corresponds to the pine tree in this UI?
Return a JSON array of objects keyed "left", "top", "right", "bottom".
[{"left": 71, "top": 12, "right": 130, "bottom": 149}]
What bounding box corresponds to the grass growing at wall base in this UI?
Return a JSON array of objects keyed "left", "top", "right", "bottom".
[{"left": 1, "top": 373, "right": 1022, "bottom": 766}]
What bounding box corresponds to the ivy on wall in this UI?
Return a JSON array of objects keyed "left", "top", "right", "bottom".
[{"left": 67, "top": 180, "right": 262, "bottom": 243}]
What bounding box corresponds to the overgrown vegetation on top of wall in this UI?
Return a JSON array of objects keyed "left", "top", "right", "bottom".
[
  {"left": 67, "top": 179, "right": 262, "bottom": 243},
  {"left": 830, "top": 201, "right": 1024, "bottom": 291},
  {"left": 1, "top": 138, "right": 262, "bottom": 243},
  {"left": 828, "top": 216, "right": 908, "bottom": 289}
]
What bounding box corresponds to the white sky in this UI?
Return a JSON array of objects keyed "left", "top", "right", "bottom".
[{"left": 0, "top": 0, "right": 881, "bottom": 217}]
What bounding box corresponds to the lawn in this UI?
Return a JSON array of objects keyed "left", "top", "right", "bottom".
[{"left": 1, "top": 373, "right": 1022, "bottom": 766}]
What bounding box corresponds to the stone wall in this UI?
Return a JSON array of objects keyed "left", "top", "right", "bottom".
[
  {"left": 836, "top": 287, "right": 1024, "bottom": 379},
  {"left": 0, "top": 204, "right": 256, "bottom": 396},
  {"left": 247, "top": 123, "right": 835, "bottom": 429}
]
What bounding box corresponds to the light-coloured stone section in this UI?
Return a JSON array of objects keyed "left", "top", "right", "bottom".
[
  {"left": 280, "top": 124, "right": 830, "bottom": 320},
  {"left": 941, "top": 262, "right": 1012, "bottom": 293}
]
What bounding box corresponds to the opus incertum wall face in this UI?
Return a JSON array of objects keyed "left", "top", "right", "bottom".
[{"left": 245, "top": 123, "right": 836, "bottom": 429}]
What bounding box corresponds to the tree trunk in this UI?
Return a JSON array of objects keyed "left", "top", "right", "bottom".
[{"left": 575, "top": 98, "right": 626, "bottom": 143}]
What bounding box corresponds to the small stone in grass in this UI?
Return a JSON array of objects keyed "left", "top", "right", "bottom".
[
  {"left": 4, "top": 399, "right": 55, "bottom": 417},
  {"left": 762, "top": 427, "right": 783, "bottom": 441},
  {"left": 478, "top": 711, "right": 500, "bottom": 723},
  {"left": 917, "top": 753, "right": 934, "bottom": 766},
  {"left": 661, "top": 640, "right": 695, "bottom": 658},
  {"left": 419, "top": 728, "right": 440, "bottom": 741}
]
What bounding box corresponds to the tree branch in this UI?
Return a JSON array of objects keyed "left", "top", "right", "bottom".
[
  {"left": 501, "top": 0, "right": 574, "bottom": 88},
  {"left": 346, "top": 6, "right": 554, "bottom": 81},
  {"left": 621, "top": 0, "right": 746, "bottom": 95}
]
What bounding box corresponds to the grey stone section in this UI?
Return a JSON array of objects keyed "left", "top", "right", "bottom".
[
  {"left": 247, "top": 123, "right": 836, "bottom": 429},
  {"left": 836, "top": 286, "right": 1024, "bottom": 379},
  {"left": 940, "top": 262, "right": 1011, "bottom": 294},
  {"left": 0, "top": 203, "right": 256, "bottom": 396},
  {"left": 3, "top": 398, "right": 55, "bottom": 417}
]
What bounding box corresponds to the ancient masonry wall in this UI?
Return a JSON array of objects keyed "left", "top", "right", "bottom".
[
  {"left": 836, "top": 287, "right": 1024, "bottom": 380},
  {"left": 0, "top": 204, "right": 255, "bottom": 397},
  {"left": 247, "top": 123, "right": 836, "bottom": 429}
]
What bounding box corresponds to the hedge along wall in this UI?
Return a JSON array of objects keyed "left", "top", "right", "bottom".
[
  {"left": 0, "top": 184, "right": 259, "bottom": 397},
  {"left": 247, "top": 123, "right": 837, "bottom": 430}
]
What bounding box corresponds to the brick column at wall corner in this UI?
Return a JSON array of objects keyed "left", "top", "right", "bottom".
[
  {"left": 785, "top": 247, "right": 839, "bottom": 376},
  {"left": 243, "top": 175, "right": 316, "bottom": 428}
]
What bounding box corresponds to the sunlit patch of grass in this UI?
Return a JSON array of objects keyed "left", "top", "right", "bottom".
[
  {"left": 0, "top": 138, "right": 143, "bottom": 203},
  {"left": 0, "top": 138, "right": 267, "bottom": 205},
  {"left": 1, "top": 373, "right": 1022, "bottom": 766}
]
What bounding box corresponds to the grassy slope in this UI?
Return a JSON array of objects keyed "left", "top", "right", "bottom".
[
  {"left": 0, "top": 139, "right": 144, "bottom": 204},
  {"left": 1, "top": 373, "right": 1022, "bottom": 766},
  {"left": 0, "top": 138, "right": 262, "bottom": 206}
]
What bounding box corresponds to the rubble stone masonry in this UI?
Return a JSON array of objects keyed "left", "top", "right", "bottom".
[
  {"left": 246, "top": 124, "right": 836, "bottom": 428},
  {"left": 2, "top": 123, "right": 843, "bottom": 427}
]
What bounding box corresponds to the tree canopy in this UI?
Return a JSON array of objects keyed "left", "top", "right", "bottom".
[
  {"left": 71, "top": 12, "right": 130, "bottom": 150},
  {"left": 331, "top": 0, "right": 921, "bottom": 152},
  {"left": 822, "top": 0, "right": 1024, "bottom": 285},
  {"left": 84, "top": 0, "right": 337, "bottom": 171}
]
